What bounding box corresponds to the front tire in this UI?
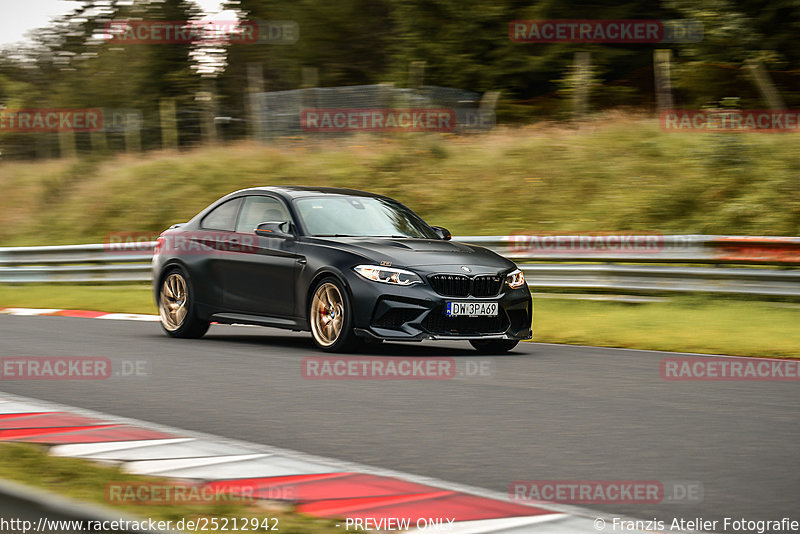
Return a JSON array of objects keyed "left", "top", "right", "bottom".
[
  {"left": 309, "top": 278, "right": 358, "bottom": 352},
  {"left": 158, "top": 268, "right": 210, "bottom": 339},
  {"left": 469, "top": 339, "right": 519, "bottom": 354}
]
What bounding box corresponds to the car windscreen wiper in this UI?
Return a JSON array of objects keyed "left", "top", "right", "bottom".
[{"left": 314, "top": 234, "right": 357, "bottom": 237}]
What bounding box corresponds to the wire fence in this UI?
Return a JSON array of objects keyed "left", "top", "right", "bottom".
[{"left": 258, "top": 84, "right": 494, "bottom": 137}]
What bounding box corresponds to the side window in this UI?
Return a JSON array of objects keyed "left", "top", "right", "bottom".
[
  {"left": 200, "top": 198, "right": 242, "bottom": 231},
  {"left": 235, "top": 196, "right": 290, "bottom": 233}
]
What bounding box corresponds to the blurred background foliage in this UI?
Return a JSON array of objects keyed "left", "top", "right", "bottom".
[
  {"left": 0, "top": 0, "right": 798, "bottom": 239},
  {"left": 1, "top": 0, "right": 799, "bottom": 155},
  {"left": 1, "top": 119, "right": 798, "bottom": 244}
]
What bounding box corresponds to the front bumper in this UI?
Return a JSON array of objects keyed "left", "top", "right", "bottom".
[{"left": 346, "top": 272, "right": 533, "bottom": 342}]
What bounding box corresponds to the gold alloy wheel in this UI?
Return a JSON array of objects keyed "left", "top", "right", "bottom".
[
  {"left": 159, "top": 273, "right": 188, "bottom": 331},
  {"left": 310, "top": 282, "right": 345, "bottom": 347}
]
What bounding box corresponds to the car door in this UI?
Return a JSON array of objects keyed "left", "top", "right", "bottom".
[
  {"left": 221, "top": 194, "right": 301, "bottom": 318},
  {"left": 193, "top": 196, "right": 244, "bottom": 308}
]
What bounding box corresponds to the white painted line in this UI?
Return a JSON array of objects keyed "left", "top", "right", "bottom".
[
  {"left": 150, "top": 454, "right": 341, "bottom": 480},
  {"left": 51, "top": 438, "right": 195, "bottom": 458},
  {"left": 124, "top": 453, "right": 269, "bottom": 475},
  {"left": 97, "top": 313, "right": 160, "bottom": 322},
  {"left": 0, "top": 308, "right": 262, "bottom": 324},
  {"left": 0, "top": 308, "right": 62, "bottom": 316},
  {"left": 0, "top": 401, "right": 55, "bottom": 414},
  {"left": 83, "top": 439, "right": 262, "bottom": 461}
]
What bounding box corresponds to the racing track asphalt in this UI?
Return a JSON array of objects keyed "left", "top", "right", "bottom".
[{"left": 0, "top": 315, "right": 797, "bottom": 532}]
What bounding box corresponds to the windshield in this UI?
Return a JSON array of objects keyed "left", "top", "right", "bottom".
[{"left": 294, "top": 196, "right": 439, "bottom": 239}]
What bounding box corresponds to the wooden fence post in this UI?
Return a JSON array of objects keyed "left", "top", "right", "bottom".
[
  {"left": 653, "top": 49, "right": 674, "bottom": 112},
  {"left": 159, "top": 98, "right": 178, "bottom": 150},
  {"left": 572, "top": 52, "right": 591, "bottom": 119}
]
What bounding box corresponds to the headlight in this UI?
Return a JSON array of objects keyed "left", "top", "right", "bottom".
[
  {"left": 506, "top": 268, "right": 526, "bottom": 289},
  {"left": 354, "top": 265, "right": 423, "bottom": 286}
]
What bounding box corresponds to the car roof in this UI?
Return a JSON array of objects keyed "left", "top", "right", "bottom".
[{"left": 232, "top": 186, "right": 388, "bottom": 200}]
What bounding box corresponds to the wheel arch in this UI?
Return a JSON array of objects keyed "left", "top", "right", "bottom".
[
  {"left": 154, "top": 259, "right": 192, "bottom": 299},
  {"left": 303, "top": 268, "right": 353, "bottom": 326}
]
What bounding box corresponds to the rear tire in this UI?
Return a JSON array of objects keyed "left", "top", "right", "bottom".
[
  {"left": 158, "top": 267, "right": 210, "bottom": 339},
  {"left": 469, "top": 339, "right": 519, "bottom": 354},
  {"left": 309, "top": 277, "right": 358, "bottom": 352}
]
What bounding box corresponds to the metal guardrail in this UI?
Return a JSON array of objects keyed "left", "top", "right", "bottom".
[
  {"left": 1, "top": 236, "right": 799, "bottom": 296},
  {"left": 0, "top": 242, "right": 155, "bottom": 283}
]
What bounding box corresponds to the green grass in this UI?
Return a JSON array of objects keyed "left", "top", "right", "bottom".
[
  {"left": 0, "top": 442, "right": 353, "bottom": 534},
  {"left": 0, "top": 284, "right": 156, "bottom": 314},
  {"left": 533, "top": 295, "right": 800, "bottom": 358},
  {"left": 2, "top": 284, "right": 797, "bottom": 358},
  {"left": 1, "top": 116, "right": 799, "bottom": 247}
]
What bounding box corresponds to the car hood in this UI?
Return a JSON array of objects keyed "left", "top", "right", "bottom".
[{"left": 310, "top": 237, "right": 516, "bottom": 272}]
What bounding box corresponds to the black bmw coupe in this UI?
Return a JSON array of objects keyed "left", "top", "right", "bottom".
[{"left": 153, "top": 187, "right": 532, "bottom": 353}]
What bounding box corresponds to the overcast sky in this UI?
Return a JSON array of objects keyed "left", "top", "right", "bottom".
[{"left": 0, "top": 0, "right": 228, "bottom": 47}]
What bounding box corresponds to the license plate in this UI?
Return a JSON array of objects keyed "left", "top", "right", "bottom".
[{"left": 445, "top": 302, "right": 498, "bottom": 317}]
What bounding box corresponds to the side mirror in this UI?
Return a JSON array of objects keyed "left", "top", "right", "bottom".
[
  {"left": 431, "top": 226, "right": 451, "bottom": 241},
  {"left": 255, "top": 221, "right": 294, "bottom": 239}
]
